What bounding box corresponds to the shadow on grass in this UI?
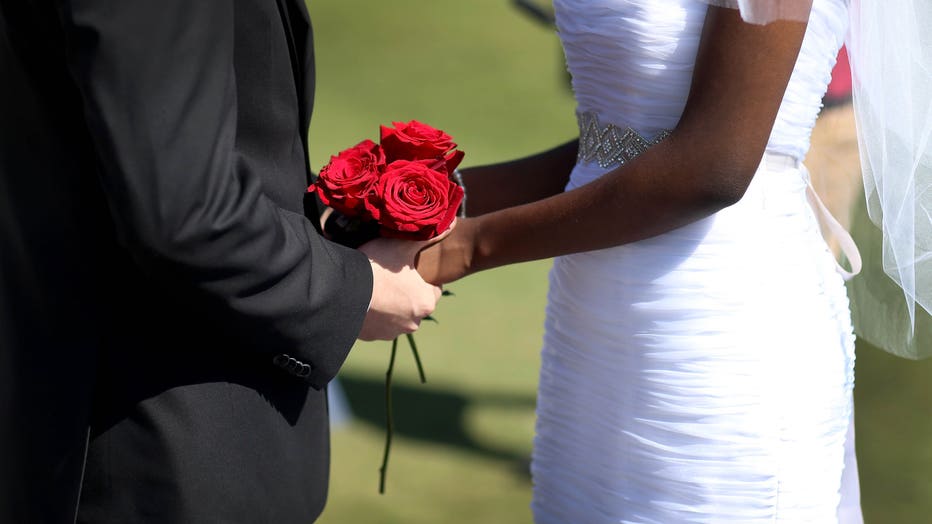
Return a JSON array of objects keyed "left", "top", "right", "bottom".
[{"left": 338, "top": 373, "right": 535, "bottom": 477}]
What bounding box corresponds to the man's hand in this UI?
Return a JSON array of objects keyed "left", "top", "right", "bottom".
[{"left": 357, "top": 235, "right": 446, "bottom": 341}]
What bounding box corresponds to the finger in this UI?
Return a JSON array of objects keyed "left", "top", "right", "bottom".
[{"left": 319, "top": 207, "right": 334, "bottom": 233}]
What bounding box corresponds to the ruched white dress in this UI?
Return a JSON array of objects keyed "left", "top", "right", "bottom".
[{"left": 531, "top": 1, "right": 861, "bottom": 522}]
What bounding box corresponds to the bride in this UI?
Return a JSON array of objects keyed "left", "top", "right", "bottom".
[{"left": 418, "top": 0, "right": 871, "bottom": 521}]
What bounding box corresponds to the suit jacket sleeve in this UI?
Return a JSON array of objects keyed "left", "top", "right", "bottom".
[{"left": 54, "top": 0, "right": 372, "bottom": 388}]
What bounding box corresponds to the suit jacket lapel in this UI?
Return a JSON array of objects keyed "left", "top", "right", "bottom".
[{"left": 275, "top": 0, "right": 316, "bottom": 181}]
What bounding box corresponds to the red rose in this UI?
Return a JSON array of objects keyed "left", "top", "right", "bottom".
[
  {"left": 365, "top": 160, "right": 464, "bottom": 241},
  {"left": 308, "top": 139, "right": 385, "bottom": 217},
  {"left": 437, "top": 149, "right": 466, "bottom": 176},
  {"left": 380, "top": 120, "right": 457, "bottom": 161}
]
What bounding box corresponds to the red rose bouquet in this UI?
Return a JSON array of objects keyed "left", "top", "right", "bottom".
[
  {"left": 308, "top": 120, "right": 464, "bottom": 493},
  {"left": 310, "top": 120, "right": 464, "bottom": 245}
]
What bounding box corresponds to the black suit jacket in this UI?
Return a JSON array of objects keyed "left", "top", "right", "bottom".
[{"left": 0, "top": 1, "right": 372, "bottom": 522}]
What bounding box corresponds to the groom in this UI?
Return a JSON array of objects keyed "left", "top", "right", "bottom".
[{"left": 1, "top": 0, "right": 440, "bottom": 522}]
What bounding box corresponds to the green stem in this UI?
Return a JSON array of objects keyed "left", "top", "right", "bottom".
[
  {"left": 406, "top": 333, "right": 427, "bottom": 384},
  {"left": 379, "top": 337, "right": 398, "bottom": 494}
]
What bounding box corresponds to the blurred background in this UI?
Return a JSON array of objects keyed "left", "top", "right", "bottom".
[{"left": 305, "top": 1, "right": 932, "bottom": 522}]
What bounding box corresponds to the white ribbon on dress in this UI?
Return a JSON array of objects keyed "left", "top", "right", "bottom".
[{"left": 803, "top": 165, "right": 863, "bottom": 281}]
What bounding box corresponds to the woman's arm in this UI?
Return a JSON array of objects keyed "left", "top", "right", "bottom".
[
  {"left": 459, "top": 139, "right": 578, "bottom": 216},
  {"left": 418, "top": 7, "right": 810, "bottom": 284}
]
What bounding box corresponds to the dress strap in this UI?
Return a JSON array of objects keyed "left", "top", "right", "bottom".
[{"left": 800, "top": 163, "right": 863, "bottom": 281}]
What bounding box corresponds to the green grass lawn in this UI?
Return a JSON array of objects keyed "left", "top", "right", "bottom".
[{"left": 306, "top": 1, "right": 932, "bottom": 522}]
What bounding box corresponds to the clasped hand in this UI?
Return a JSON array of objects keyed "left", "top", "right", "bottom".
[{"left": 357, "top": 222, "right": 463, "bottom": 341}]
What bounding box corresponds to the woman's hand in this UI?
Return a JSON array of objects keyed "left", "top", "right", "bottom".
[{"left": 415, "top": 217, "right": 479, "bottom": 285}]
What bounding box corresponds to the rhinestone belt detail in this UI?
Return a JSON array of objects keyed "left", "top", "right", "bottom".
[{"left": 577, "top": 111, "right": 670, "bottom": 169}]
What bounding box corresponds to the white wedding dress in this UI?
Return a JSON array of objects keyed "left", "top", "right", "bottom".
[{"left": 533, "top": 0, "right": 861, "bottom": 522}]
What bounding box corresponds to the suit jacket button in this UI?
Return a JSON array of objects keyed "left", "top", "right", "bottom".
[{"left": 273, "top": 354, "right": 289, "bottom": 367}]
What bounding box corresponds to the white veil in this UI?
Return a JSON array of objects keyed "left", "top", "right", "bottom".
[
  {"left": 697, "top": 0, "right": 932, "bottom": 358},
  {"left": 846, "top": 0, "right": 932, "bottom": 358}
]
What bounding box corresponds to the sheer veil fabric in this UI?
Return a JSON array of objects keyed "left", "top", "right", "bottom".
[
  {"left": 702, "top": 0, "right": 932, "bottom": 358},
  {"left": 847, "top": 0, "right": 932, "bottom": 358}
]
